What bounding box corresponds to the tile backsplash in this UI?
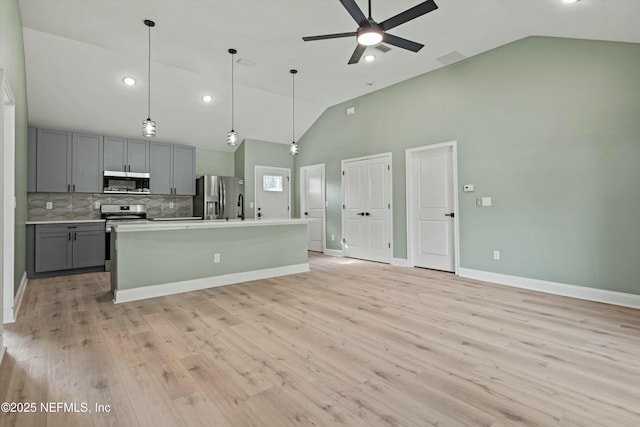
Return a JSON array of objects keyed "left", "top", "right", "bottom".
[{"left": 28, "top": 193, "right": 193, "bottom": 221}]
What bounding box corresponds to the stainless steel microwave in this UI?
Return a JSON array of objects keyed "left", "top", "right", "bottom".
[{"left": 103, "top": 171, "right": 150, "bottom": 194}]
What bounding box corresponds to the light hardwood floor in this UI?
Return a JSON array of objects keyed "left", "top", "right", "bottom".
[{"left": 2, "top": 253, "right": 640, "bottom": 426}]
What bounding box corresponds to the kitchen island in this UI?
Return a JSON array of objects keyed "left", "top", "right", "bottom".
[{"left": 110, "top": 219, "right": 309, "bottom": 303}]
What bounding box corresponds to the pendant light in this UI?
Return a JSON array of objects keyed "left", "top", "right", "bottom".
[
  {"left": 227, "top": 48, "right": 239, "bottom": 146},
  {"left": 142, "top": 19, "right": 156, "bottom": 137},
  {"left": 289, "top": 69, "right": 299, "bottom": 156}
]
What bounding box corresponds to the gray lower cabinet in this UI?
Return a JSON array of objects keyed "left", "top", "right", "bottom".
[
  {"left": 150, "top": 142, "right": 195, "bottom": 195},
  {"left": 104, "top": 136, "right": 149, "bottom": 173},
  {"left": 35, "top": 223, "right": 105, "bottom": 273},
  {"left": 35, "top": 128, "right": 103, "bottom": 193}
]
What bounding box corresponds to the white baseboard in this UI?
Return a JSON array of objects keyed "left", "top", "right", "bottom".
[
  {"left": 323, "top": 249, "right": 343, "bottom": 257},
  {"left": 458, "top": 268, "right": 640, "bottom": 310},
  {"left": 3, "top": 271, "right": 26, "bottom": 324},
  {"left": 114, "top": 263, "right": 310, "bottom": 304},
  {"left": 391, "top": 258, "right": 409, "bottom": 267}
]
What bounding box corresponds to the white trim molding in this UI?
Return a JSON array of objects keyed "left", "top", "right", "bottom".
[
  {"left": 459, "top": 268, "right": 640, "bottom": 310},
  {"left": 114, "top": 263, "right": 310, "bottom": 304},
  {"left": 0, "top": 346, "right": 5, "bottom": 368},
  {"left": 391, "top": 258, "right": 410, "bottom": 267},
  {"left": 3, "top": 272, "right": 26, "bottom": 324},
  {"left": 323, "top": 249, "right": 343, "bottom": 257}
]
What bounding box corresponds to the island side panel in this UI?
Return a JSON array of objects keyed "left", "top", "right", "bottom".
[{"left": 112, "top": 224, "right": 308, "bottom": 292}]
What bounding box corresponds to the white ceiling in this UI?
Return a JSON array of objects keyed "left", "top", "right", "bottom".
[{"left": 19, "top": 0, "right": 640, "bottom": 152}]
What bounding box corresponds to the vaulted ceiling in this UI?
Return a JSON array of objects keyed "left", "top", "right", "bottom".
[{"left": 19, "top": 0, "right": 640, "bottom": 152}]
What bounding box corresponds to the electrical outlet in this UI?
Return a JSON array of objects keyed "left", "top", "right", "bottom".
[
  {"left": 249, "top": 202, "right": 254, "bottom": 208},
  {"left": 46, "top": 201, "right": 53, "bottom": 210},
  {"left": 463, "top": 184, "right": 474, "bottom": 192},
  {"left": 331, "top": 234, "right": 335, "bottom": 241},
  {"left": 482, "top": 197, "right": 492, "bottom": 207},
  {"left": 94, "top": 201, "right": 100, "bottom": 209},
  {"left": 169, "top": 202, "right": 174, "bottom": 209},
  {"left": 214, "top": 253, "right": 220, "bottom": 263},
  {"left": 493, "top": 250, "right": 501, "bottom": 261}
]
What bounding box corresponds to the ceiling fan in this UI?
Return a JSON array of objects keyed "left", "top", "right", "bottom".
[{"left": 303, "top": 0, "right": 439, "bottom": 64}]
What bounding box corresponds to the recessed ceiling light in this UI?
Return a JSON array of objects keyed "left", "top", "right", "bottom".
[
  {"left": 364, "top": 54, "right": 376, "bottom": 62},
  {"left": 365, "top": 81, "right": 374, "bottom": 86},
  {"left": 562, "top": 0, "right": 580, "bottom": 3},
  {"left": 122, "top": 76, "right": 136, "bottom": 86},
  {"left": 202, "top": 95, "right": 213, "bottom": 103}
]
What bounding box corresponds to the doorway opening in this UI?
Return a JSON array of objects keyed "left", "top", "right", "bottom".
[{"left": 1, "top": 70, "right": 16, "bottom": 324}]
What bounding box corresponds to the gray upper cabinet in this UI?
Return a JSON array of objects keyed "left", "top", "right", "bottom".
[
  {"left": 150, "top": 142, "right": 195, "bottom": 195},
  {"left": 104, "top": 136, "right": 149, "bottom": 173},
  {"left": 150, "top": 142, "right": 173, "bottom": 195},
  {"left": 35, "top": 129, "right": 102, "bottom": 193},
  {"left": 36, "top": 128, "right": 72, "bottom": 192},
  {"left": 72, "top": 133, "right": 103, "bottom": 193},
  {"left": 27, "top": 127, "right": 37, "bottom": 192},
  {"left": 173, "top": 144, "right": 195, "bottom": 195}
]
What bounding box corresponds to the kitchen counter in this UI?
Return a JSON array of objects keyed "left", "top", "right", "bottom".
[
  {"left": 26, "top": 219, "right": 106, "bottom": 225},
  {"left": 111, "top": 218, "right": 307, "bottom": 233},
  {"left": 110, "top": 218, "right": 309, "bottom": 303}
]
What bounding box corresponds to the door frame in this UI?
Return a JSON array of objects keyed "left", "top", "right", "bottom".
[
  {"left": 341, "top": 152, "right": 393, "bottom": 262},
  {"left": 300, "top": 163, "right": 326, "bottom": 252},
  {"left": 1, "top": 70, "right": 16, "bottom": 324},
  {"left": 254, "top": 165, "right": 292, "bottom": 219},
  {"left": 405, "top": 141, "right": 460, "bottom": 273}
]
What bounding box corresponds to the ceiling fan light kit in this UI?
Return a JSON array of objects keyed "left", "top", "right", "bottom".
[
  {"left": 303, "top": 0, "right": 439, "bottom": 64},
  {"left": 142, "top": 19, "right": 156, "bottom": 137}
]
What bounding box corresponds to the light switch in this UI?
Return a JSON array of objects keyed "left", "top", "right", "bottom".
[{"left": 482, "top": 197, "right": 492, "bottom": 207}]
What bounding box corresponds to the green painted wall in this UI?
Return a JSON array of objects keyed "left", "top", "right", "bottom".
[
  {"left": 195, "top": 148, "right": 234, "bottom": 177},
  {"left": 0, "top": 0, "right": 28, "bottom": 339},
  {"left": 294, "top": 36, "right": 640, "bottom": 295},
  {"left": 241, "top": 139, "right": 294, "bottom": 219},
  {"left": 112, "top": 224, "right": 308, "bottom": 289}
]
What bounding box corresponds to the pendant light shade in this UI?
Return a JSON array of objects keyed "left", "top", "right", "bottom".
[
  {"left": 142, "top": 19, "right": 156, "bottom": 137},
  {"left": 227, "top": 48, "right": 239, "bottom": 146},
  {"left": 289, "top": 69, "right": 299, "bottom": 156}
]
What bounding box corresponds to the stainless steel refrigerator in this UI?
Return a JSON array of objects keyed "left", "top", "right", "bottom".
[{"left": 193, "top": 176, "right": 245, "bottom": 220}]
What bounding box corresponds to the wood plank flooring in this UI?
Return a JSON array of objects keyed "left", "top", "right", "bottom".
[{"left": 2, "top": 252, "right": 640, "bottom": 426}]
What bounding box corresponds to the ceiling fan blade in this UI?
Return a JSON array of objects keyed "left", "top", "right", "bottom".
[
  {"left": 303, "top": 32, "right": 357, "bottom": 42},
  {"left": 339, "top": 0, "right": 369, "bottom": 27},
  {"left": 380, "top": 0, "right": 438, "bottom": 31},
  {"left": 348, "top": 44, "right": 367, "bottom": 64},
  {"left": 382, "top": 33, "right": 424, "bottom": 52}
]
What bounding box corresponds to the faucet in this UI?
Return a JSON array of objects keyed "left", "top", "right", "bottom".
[{"left": 237, "top": 193, "right": 244, "bottom": 220}]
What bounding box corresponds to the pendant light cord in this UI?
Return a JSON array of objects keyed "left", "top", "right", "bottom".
[
  {"left": 231, "top": 51, "right": 235, "bottom": 130},
  {"left": 292, "top": 72, "right": 295, "bottom": 142},
  {"left": 147, "top": 22, "right": 151, "bottom": 119}
]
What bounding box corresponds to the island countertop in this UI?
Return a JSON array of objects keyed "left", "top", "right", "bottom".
[{"left": 111, "top": 218, "right": 308, "bottom": 233}]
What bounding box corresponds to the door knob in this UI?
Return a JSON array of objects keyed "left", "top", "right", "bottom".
[
  {"left": 304, "top": 212, "right": 308, "bottom": 216},
  {"left": 365, "top": 212, "right": 370, "bottom": 216},
  {"left": 357, "top": 212, "right": 364, "bottom": 216},
  {"left": 444, "top": 212, "right": 455, "bottom": 217}
]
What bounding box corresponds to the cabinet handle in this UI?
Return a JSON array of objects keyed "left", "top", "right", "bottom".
[
  {"left": 68, "top": 232, "right": 71, "bottom": 241},
  {"left": 67, "top": 184, "right": 71, "bottom": 192},
  {"left": 128, "top": 165, "right": 131, "bottom": 172},
  {"left": 72, "top": 184, "right": 76, "bottom": 192},
  {"left": 73, "top": 231, "right": 77, "bottom": 241}
]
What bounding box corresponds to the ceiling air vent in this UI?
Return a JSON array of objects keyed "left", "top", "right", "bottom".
[
  {"left": 436, "top": 51, "right": 466, "bottom": 66},
  {"left": 375, "top": 44, "right": 392, "bottom": 53},
  {"left": 236, "top": 58, "right": 256, "bottom": 67}
]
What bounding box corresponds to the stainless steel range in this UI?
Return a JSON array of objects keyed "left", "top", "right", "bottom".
[{"left": 101, "top": 204, "right": 148, "bottom": 270}]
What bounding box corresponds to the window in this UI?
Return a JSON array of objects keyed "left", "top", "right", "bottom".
[{"left": 263, "top": 175, "right": 284, "bottom": 192}]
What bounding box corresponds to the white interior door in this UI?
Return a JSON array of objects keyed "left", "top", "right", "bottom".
[
  {"left": 342, "top": 154, "right": 391, "bottom": 263},
  {"left": 409, "top": 145, "right": 456, "bottom": 272},
  {"left": 301, "top": 164, "right": 325, "bottom": 252},
  {"left": 255, "top": 166, "right": 290, "bottom": 220}
]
